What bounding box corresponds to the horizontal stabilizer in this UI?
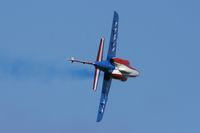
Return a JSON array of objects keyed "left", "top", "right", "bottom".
[
  {"left": 93, "top": 68, "right": 100, "bottom": 91},
  {"left": 92, "top": 38, "right": 105, "bottom": 91}
]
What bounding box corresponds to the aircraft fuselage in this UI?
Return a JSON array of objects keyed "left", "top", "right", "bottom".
[{"left": 94, "top": 57, "right": 139, "bottom": 81}]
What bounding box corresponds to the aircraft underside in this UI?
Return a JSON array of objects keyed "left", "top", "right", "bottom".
[{"left": 68, "top": 11, "right": 139, "bottom": 122}]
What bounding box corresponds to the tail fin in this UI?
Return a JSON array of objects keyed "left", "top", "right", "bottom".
[{"left": 93, "top": 38, "right": 105, "bottom": 91}]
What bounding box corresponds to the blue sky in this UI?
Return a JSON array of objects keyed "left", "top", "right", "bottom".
[{"left": 0, "top": 0, "right": 200, "bottom": 132}]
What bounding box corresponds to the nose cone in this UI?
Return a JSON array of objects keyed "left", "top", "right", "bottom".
[
  {"left": 135, "top": 69, "right": 140, "bottom": 76},
  {"left": 129, "top": 68, "right": 140, "bottom": 77},
  {"left": 130, "top": 68, "right": 139, "bottom": 77}
]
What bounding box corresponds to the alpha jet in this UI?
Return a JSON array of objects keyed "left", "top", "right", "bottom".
[{"left": 69, "top": 11, "right": 139, "bottom": 122}]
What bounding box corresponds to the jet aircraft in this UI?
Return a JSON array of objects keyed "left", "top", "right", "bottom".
[{"left": 69, "top": 11, "right": 139, "bottom": 122}]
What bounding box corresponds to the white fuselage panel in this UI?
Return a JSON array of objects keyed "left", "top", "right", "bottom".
[{"left": 113, "top": 63, "right": 139, "bottom": 77}]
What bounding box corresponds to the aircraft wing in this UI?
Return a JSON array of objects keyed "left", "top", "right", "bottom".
[
  {"left": 96, "top": 73, "right": 112, "bottom": 122},
  {"left": 107, "top": 11, "right": 119, "bottom": 60}
]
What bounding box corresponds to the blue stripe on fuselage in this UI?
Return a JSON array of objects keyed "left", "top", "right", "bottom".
[{"left": 94, "top": 61, "right": 115, "bottom": 72}]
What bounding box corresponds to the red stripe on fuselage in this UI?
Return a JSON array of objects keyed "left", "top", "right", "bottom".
[
  {"left": 112, "top": 58, "right": 137, "bottom": 70},
  {"left": 112, "top": 58, "right": 129, "bottom": 66}
]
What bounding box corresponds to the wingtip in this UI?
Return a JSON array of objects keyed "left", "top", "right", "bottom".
[
  {"left": 113, "top": 11, "right": 119, "bottom": 20},
  {"left": 96, "top": 112, "right": 104, "bottom": 122},
  {"left": 96, "top": 117, "right": 102, "bottom": 122},
  {"left": 101, "top": 37, "right": 105, "bottom": 41},
  {"left": 114, "top": 11, "right": 119, "bottom": 16},
  {"left": 92, "top": 87, "right": 97, "bottom": 92}
]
